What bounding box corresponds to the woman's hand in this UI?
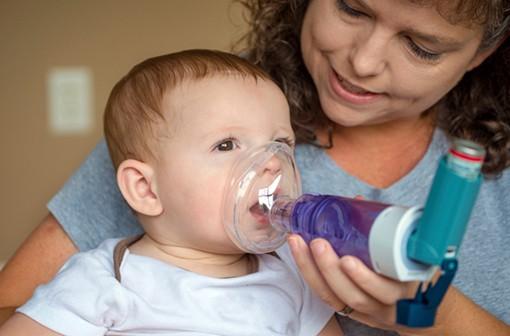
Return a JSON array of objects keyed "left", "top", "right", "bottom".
[
  {"left": 287, "top": 235, "right": 417, "bottom": 329},
  {"left": 287, "top": 235, "right": 509, "bottom": 336}
]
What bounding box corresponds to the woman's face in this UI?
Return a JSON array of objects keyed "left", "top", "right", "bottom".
[{"left": 301, "top": 0, "right": 490, "bottom": 127}]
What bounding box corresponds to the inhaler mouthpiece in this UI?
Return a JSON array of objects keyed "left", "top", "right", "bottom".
[{"left": 223, "top": 142, "right": 301, "bottom": 253}]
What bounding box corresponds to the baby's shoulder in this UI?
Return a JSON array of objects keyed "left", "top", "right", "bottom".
[{"left": 59, "top": 238, "right": 122, "bottom": 277}]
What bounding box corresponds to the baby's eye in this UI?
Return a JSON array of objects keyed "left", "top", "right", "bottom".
[
  {"left": 275, "top": 137, "right": 295, "bottom": 148},
  {"left": 213, "top": 138, "right": 238, "bottom": 152}
]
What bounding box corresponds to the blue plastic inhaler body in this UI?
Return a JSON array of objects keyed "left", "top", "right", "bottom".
[{"left": 397, "top": 139, "right": 485, "bottom": 327}]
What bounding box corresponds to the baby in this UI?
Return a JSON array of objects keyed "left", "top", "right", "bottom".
[{"left": 0, "top": 50, "right": 342, "bottom": 335}]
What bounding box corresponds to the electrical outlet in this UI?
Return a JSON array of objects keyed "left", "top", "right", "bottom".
[{"left": 47, "top": 67, "right": 93, "bottom": 134}]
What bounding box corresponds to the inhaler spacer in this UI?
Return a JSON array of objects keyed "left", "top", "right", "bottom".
[
  {"left": 223, "top": 139, "right": 485, "bottom": 327},
  {"left": 223, "top": 141, "right": 435, "bottom": 281}
]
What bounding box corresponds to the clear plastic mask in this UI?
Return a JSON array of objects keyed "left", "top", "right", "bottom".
[{"left": 223, "top": 142, "right": 301, "bottom": 253}]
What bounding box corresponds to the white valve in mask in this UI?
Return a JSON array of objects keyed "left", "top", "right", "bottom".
[{"left": 223, "top": 142, "right": 301, "bottom": 253}]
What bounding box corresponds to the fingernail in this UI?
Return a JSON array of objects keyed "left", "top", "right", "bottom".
[
  {"left": 288, "top": 236, "right": 299, "bottom": 251},
  {"left": 343, "top": 257, "right": 357, "bottom": 272}
]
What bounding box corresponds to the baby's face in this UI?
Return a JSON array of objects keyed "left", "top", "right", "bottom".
[{"left": 151, "top": 75, "right": 293, "bottom": 254}]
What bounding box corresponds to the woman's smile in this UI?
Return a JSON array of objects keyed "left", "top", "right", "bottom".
[{"left": 329, "top": 68, "right": 383, "bottom": 105}]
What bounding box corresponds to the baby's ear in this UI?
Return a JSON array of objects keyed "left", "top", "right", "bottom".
[{"left": 117, "top": 159, "right": 163, "bottom": 216}]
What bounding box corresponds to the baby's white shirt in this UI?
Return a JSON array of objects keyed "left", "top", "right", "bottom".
[{"left": 18, "top": 239, "right": 334, "bottom": 335}]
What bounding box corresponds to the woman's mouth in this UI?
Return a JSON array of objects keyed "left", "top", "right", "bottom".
[
  {"left": 339, "top": 77, "right": 371, "bottom": 94},
  {"left": 329, "top": 69, "right": 381, "bottom": 104}
]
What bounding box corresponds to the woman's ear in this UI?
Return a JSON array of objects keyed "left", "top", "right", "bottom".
[
  {"left": 117, "top": 159, "right": 163, "bottom": 216},
  {"left": 467, "top": 37, "right": 506, "bottom": 71}
]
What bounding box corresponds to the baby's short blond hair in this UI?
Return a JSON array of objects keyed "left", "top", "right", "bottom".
[{"left": 104, "top": 49, "right": 272, "bottom": 169}]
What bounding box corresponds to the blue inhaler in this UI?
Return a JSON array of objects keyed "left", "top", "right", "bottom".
[
  {"left": 223, "top": 139, "right": 485, "bottom": 328},
  {"left": 397, "top": 139, "right": 485, "bottom": 327}
]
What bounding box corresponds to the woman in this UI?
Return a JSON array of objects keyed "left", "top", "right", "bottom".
[
  {"left": 238, "top": 0, "right": 510, "bottom": 335},
  {"left": 1, "top": 0, "right": 509, "bottom": 335}
]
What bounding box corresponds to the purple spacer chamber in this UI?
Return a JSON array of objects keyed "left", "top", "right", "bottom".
[{"left": 271, "top": 194, "right": 391, "bottom": 268}]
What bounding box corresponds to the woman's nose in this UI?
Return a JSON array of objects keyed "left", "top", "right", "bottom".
[{"left": 348, "top": 30, "right": 387, "bottom": 78}]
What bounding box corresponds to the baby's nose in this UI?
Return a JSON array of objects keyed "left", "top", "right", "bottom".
[{"left": 264, "top": 154, "right": 282, "bottom": 175}]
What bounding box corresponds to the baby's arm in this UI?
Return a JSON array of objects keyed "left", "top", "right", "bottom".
[
  {"left": 0, "top": 313, "right": 61, "bottom": 335},
  {"left": 318, "top": 316, "right": 344, "bottom": 335}
]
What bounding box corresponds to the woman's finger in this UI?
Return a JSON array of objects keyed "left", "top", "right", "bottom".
[
  {"left": 287, "top": 234, "right": 345, "bottom": 310},
  {"left": 338, "top": 255, "right": 416, "bottom": 305},
  {"left": 309, "top": 238, "right": 390, "bottom": 316}
]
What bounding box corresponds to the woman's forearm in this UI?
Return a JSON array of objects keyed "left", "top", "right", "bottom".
[
  {"left": 0, "top": 213, "right": 77, "bottom": 320},
  {"left": 0, "top": 313, "right": 61, "bottom": 335},
  {"left": 424, "top": 286, "right": 509, "bottom": 336},
  {"left": 0, "top": 308, "right": 15, "bottom": 326}
]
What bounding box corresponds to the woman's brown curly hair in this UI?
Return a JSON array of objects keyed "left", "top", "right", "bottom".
[{"left": 234, "top": 0, "right": 510, "bottom": 175}]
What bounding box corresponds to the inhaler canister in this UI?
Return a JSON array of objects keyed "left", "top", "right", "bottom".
[
  {"left": 396, "top": 139, "right": 485, "bottom": 328},
  {"left": 407, "top": 139, "right": 485, "bottom": 265}
]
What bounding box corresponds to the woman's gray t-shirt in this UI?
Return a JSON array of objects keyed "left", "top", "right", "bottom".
[{"left": 48, "top": 130, "right": 509, "bottom": 335}]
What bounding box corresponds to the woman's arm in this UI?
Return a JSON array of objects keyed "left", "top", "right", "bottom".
[
  {"left": 318, "top": 316, "right": 344, "bottom": 336},
  {"left": 0, "top": 213, "right": 77, "bottom": 323},
  {"left": 0, "top": 313, "right": 61, "bottom": 335},
  {"left": 289, "top": 235, "right": 510, "bottom": 336}
]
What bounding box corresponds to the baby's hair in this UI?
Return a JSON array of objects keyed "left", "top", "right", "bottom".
[{"left": 104, "top": 49, "right": 271, "bottom": 169}]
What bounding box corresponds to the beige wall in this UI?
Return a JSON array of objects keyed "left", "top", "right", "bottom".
[{"left": 0, "top": 0, "right": 246, "bottom": 262}]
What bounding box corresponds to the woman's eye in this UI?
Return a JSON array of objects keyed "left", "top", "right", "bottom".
[
  {"left": 336, "top": 0, "right": 365, "bottom": 18},
  {"left": 405, "top": 37, "right": 442, "bottom": 62},
  {"left": 214, "top": 139, "right": 237, "bottom": 152}
]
